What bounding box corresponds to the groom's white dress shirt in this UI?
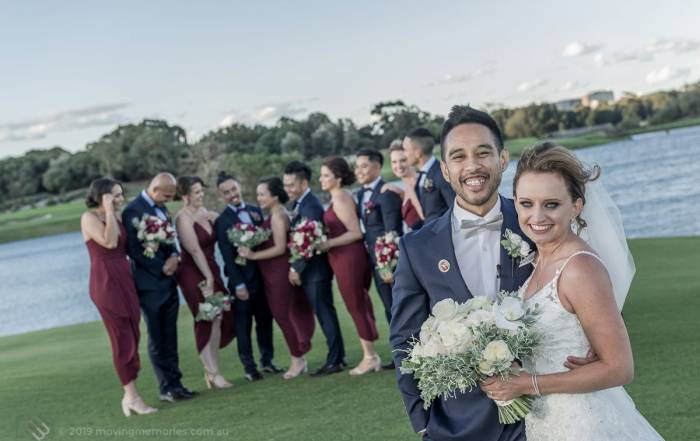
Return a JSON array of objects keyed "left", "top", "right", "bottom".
[{"left": 451, "top": 198, "right": 501, "bottom": 300}]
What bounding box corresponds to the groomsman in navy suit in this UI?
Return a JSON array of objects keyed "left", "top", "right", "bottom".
[
  {"left": 390, "top": 107, "right": 532, "bottom": 440},
  {"left": 123, "top": 172, "right": 197, "bottom": 402},
  {"left": 354, "top": 148, "right": 403, "bottom": 369},
  {"left": 215, "top": 174, "right": 279, "bottom": 381},
  {"left": 403, "top": 127, "right": 456, "bottom": 224},
  {"left": 283, "top": 161, "right": 346, "bottom": 376}
]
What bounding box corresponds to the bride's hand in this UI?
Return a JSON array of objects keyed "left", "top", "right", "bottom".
[{"left": 480, "top": 372, "right": 530, "bottom": 402}]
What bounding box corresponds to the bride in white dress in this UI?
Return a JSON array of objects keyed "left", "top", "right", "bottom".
[{"left": 481, "top": 143, "right": 664, "bottom": 440}]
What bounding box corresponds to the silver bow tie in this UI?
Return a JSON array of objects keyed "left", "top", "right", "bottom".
[{"left": 460, "top": 213, "right": 503, "bottom": 238}]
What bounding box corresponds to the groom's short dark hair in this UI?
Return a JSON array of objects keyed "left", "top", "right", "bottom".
[
  {"left": 284, "top": 160, "right": 312, "bottom": 182},
  {"left": 440, "top": 105, "right": 504, "bottom": 156},
  {"left": 216, "top": 172, "right": 238, "bottom": 187}
]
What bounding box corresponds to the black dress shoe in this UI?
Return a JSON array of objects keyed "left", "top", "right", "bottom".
[
  {"left": 261, "top": 363, "right": 284, "bottom": 374},
  {"left": 172, "top": 387, "right": 198, "bottom": 400},
  {"left": 244, "top": 370, "right": 264, "bottom": 381},
  {"left": 310, "top": 364, "right": 344, "bottom": 377},
  {"left": 381, "top": 361, "right": 395, "bottom": 370}
]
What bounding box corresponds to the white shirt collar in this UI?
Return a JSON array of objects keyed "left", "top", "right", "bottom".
[
  {"left": 228, "top": 201, "right": 246, "bottom": 211},
  {"left": 296, "top": 188, "right": 311, "bottom": 205},
  {"left": 420, "top": 156, "right": 437, "bottom": 174},
  {"left": 364, "top": 176, "right": 382, "bottom": 190},
  {"left": 452, "top": 197, "right": 501, "bottom": 232}
]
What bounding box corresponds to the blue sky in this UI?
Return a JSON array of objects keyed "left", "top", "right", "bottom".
[{"left": 1, "top": 0, "right": 699, "bottom": 158}]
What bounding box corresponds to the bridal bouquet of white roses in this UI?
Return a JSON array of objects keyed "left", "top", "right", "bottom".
[{"left": 399, "top": 292, "right": 541, "bottom": 424}]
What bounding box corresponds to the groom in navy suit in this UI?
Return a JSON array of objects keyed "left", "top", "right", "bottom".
[
  {"left": 390, "top": 107, "right": 532, "bottom": 440},
  {"left": 123, "top": 172, "right": 197, "bottom": 402},
  {"left": 215, "top": 174, "right": 278, "bottom": 381}
]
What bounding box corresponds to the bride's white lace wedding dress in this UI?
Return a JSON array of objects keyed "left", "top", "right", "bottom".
[{"left": 520, "top": 251, "right": 664, "bottom": 441}]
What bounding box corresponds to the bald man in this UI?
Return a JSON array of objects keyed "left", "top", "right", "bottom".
[{"left": 123, "top": 172, "right": 197, "bottom": 402}]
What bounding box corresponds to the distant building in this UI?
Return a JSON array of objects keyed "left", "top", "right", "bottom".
[
  {"left": 555, "top": 98, "right": 582, "bottom": 111},
  {"left": 581, "top": 90, "right": 614, "bottom": 109}
]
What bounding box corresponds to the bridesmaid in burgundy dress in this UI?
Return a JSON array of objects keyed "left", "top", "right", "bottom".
[
  {"left": 317, "top": 157, "right": 381, "bottom": 375},
  {"left": 383, "top": 140, "right": 425, "bottom": 230},
  {"left": 81, "top": 178, "right": 157, "bottom": 416},
  {"left": 238, "top": 177, "right": 316, "bottom": 380},
  {"left": 174, "top": 176, "right": 235, "bottom": 389}
]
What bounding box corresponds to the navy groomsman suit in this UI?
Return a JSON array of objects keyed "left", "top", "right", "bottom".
[
  {"left": 390, "top": 196, "right": 533, "bottom": 441},
  {"left": 290, "top": 189, "right": 345, "bottom": 367},
  {"left": 215, "top": 202, "right": 275, "bottom": 375},
  {"left": 416, "top": 156, "right": 456, "bottom": 224},
  {"left": 123, "top": 191, "right": 184, "bottom": 396},
  {"left": 356, "top": 177, "right": 403, "bottom": 324}
]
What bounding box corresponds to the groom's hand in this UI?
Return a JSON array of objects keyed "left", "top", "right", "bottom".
[{"left": 564, "top": 349, "right": 598, "bottom": 370}]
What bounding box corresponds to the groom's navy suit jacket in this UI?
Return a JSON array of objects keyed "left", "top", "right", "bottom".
[{"left": 390, "top": 196, "right": 534, "bottom": 441}]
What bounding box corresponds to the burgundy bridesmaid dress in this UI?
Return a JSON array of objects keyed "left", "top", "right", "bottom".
[
  {"left": 177, "top": 220, "right": 235, "bottom": 353},
  {"left": 323, "top": 204, "right": 378, "bottom": 341},
  {"left": 86, "top": 221, "right": 142, "bottom": 385},
  {"left": 401, "top": 199, "right": 422, "bottom": 230},
  {"left": 256, "top": 216, "right": 315, "bottom": 357}
]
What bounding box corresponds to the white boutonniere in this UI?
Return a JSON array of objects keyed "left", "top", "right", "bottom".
[
  {"left": 423, "top": 177, "right": 434, "bottom": 192},
  {"left": 501, "top": 229, "right": 535, "bottom": 273}
]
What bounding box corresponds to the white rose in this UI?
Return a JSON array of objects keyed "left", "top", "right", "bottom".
[
  {"left": 293, "top": 232, "right": 305, "bottom": 246},
  {"left": 420, "top": 335, "right": 445, "bottom": 357},
  {"left": 520, "top": 241, "right": 531, "bottom": 257},
  {"left": 464, "top": 297, "right": 493, "bottom": 313},
  {"left": 509, "top": 232, "right": 523, "bottom": 247},
  {"left": 199, "top": 303, "right": 213, "bottom": 312},
  {"left": 157, "top": 229, "right": 167, "bottom": 240},
  {"left": 494, "top": 297, "right": 526, "bottom": 331},
  {"left": 465, "top": 309, "right": 495, "bottom": 328},
  {"left": 478, "top": 359, "right": 496, "bottom": 375},
  {"left": 432, "top": 299, "right": 458, "bottom": 321},
  {"left": 482, "top": 340, "right": 514, "bottom": 364},
  {"left": 241, "top": 232, "right": 253, "bottom": 242}
]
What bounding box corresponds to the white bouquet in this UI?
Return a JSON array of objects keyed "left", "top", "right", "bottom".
[{"left": 399, "top": 292, "right": 541, "bottom": 424}]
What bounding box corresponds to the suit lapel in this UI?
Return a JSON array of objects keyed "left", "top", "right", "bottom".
[
  {"left": 429, "top": 207, "right": 473, "bottom": 302},
  {"left": 498, "top": 195, "right": 520, "bottom": 292}
]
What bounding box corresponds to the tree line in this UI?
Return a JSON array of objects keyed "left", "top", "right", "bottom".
[{"left": 2, "top": 80, "right": 699, "bottom": 210}]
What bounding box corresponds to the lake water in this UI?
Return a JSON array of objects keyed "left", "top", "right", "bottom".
[{"left": 2, "top": 126, "right": 699, "bottom": 337}]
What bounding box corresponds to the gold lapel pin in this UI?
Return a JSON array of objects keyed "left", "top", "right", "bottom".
[{"left": 438, "top": 259, "right": 450, "bottom": 273}]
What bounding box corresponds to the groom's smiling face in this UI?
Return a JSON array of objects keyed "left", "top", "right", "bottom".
[{"left": 440, "top": 123, "right": 509, "bottom": 216}]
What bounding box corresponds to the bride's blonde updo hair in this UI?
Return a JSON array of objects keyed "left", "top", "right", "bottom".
[{"left": 513, "top": 142, "right": 601, "bottom": 233}]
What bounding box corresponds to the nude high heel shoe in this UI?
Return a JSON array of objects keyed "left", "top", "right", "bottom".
[
  {"left": 349, "top": 355, "right": 382, "bottom": 376},
  {"left": 121, "top": 397, "right": 158, "bottom": 417},
  {"left": 283, "top": 359, "right": 308, "bottom": 380},
  {"left": 204, "top": 371, "right": 233, "bottom": 389}
]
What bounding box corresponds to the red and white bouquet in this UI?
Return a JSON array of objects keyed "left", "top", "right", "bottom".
[
  {"left": 288, "top": 217, "right": 327, "bottom": 263},
  {"left": 374, "top": 231, "right": 400, "bottom": 283},
  {"left": 132, "top": 214, "right": 176, "bottom": 258},
  {"left": 227, "top": 223, "right": 271, "bottom": 265}
]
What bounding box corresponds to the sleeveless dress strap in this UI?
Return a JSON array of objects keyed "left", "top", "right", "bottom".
[{"left": 555, "top": 250, "right": 605, "bottom": 278}]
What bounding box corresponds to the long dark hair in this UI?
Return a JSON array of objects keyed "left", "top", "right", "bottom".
[
  {"left": 259, "top": 176, "right": 289, "bottom": 204},
  {"left": 322, "top": 156, "right": 356, "bottom": 187},
  {"left": 176, "top": 176, "right": 206, "bottom": 200},
  {"left": 85, "top": 178, "right": 123, "bottom": 208}
]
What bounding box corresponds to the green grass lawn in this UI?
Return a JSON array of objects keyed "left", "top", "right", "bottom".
[{"left": 1, "top": 237, "right": 696, "bottom": 440}]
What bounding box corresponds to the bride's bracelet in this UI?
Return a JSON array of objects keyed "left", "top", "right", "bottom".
[{"left": 531, "top": 374, "right": 541, "bottom": 396}]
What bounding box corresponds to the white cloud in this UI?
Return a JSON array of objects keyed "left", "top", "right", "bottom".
[
  {"left": 424, "top": 67, "right": 494, "bottom": 87},
  {"left": 645, "top": 38, "right": 700, "bottom": 54},
  {"left": 561, "top": 80, "right": 587, "bottom": 91},
  {"left": 562, "top": 41, "right": 601, "bottom": 57},
  {"left": 0, "top": 103, "right": 129, "bottom": 143},
  {"left": 516, "top": 79, "right": 548, "bottom": 92},
  {"left": 645, "top": 66, "right": 691, "bottom": 85},
  {"left": 219, "top": 99, "right": 316, "bottom": 127}
]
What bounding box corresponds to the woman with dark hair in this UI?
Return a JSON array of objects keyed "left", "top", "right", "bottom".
[
  {"left": 81, "top": 178, "right": 156, "bottom": 416},
  {"left": 382, "top": 140, "right": 424, "bottom": 230},
  {"left": 316, "top": 157, "right": 380, "bottom": 375},
  {"left": 237, "top": 177, "right": 316, "bottom": 379},
  {"left": 174, "top": 176, "right": 234, "bottom": 389}
]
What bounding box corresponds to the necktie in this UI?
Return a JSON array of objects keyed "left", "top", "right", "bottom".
[
  {"left": 416, "top": 171, "right": 425, "bottom": 195},
  {"left": 460, "top": 212, "right": 503, "bottom": 239}
]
